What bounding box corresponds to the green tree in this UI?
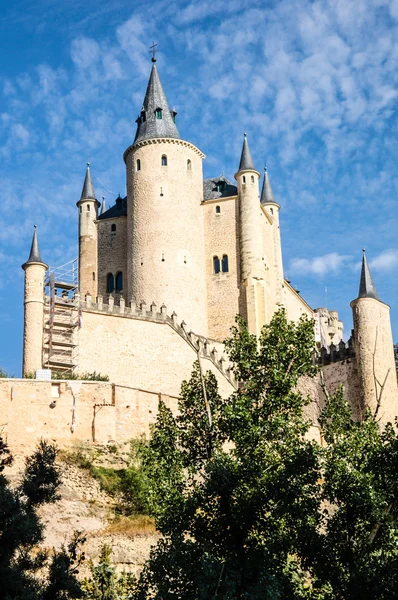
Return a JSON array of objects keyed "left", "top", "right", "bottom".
[
  {"left": 0, "top": 437, "right": 85, "bottom": 599},
  {"left": 82, "top": 544, "right": 136, "bottom": 600},
  {"left": 134, "top": 310, "right": 398, "bottom": 599}
]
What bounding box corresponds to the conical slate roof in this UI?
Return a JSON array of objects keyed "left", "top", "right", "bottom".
[
  {"left": 134, "top": 62, "right": 180, "bottom": 144},
  {"left": 260, "top": 167, "right": 276, "bottom": 204},
  {"left": 238, "top": 133, "right": 255, "bottom": 171},
  {"left": 358, "top": 250, "right": 380, "bottom": 301},
  {"left": 80, "top": 163, "right": 96, "bottom": 200},
  {"left": 24, "top": 226, "right": 44, "bottom": 265}
]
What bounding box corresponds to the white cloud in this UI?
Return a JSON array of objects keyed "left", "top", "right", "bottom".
[
  {"left": 370, "top": 249, "right": 398, "bottom": 271},
  {"left": 290, "top": 253, "right": 352, "bottom": 277}
]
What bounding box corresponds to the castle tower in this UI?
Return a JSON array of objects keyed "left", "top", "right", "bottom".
[
  {"left": 124, "top": 57, "right": 208, "bottom": 334},
  {"left": 235, "top": 134, "right": 265, "bottom": 335},
  {"left": 350, "top": 250, "right": 398, "bottom": 423},
  {"left": 260, "top": 167, "right": 284, "bottom": 307},
  {"left": 76, "top": 163, "right": 100, "bottom": 297},
  {"left": 22, "top": 226, "right": 48, "bottom": 376}
]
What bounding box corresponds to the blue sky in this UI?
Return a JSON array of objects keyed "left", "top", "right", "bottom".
[{"left": 0, "top": 0, "right": 397, "bottom": 376}]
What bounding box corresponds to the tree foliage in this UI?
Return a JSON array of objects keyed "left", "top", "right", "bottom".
[
  {"left": 0, "top": 438, "right": 85, "bottom": 600},
  {"left": 133, "top": 310, "right": 398, "bottom": 599},
  {"left": 82, "top": 544, "right": 136, "bottom": 600}
]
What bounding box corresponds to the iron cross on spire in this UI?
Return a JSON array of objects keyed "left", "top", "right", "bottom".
[{"left": 149, "top": 41, "right": 158, "bottom": 62}]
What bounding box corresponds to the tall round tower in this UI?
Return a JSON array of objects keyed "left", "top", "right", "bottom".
[
  {"left": 260, "top": 166, "right": 284, "bottom": 308},
  {"left": 350, "top": 250, "right": 398, "bottom": 423},
  {"left": 235, "top": 135, "right": 266, "bottom": 335},
  {"left": 77, "top": 163, "right": 100, "bottom": 298},
  {"left": 124, "top": 58, "right": 208, "bottom": 334},
  {"left": 22, "top": 226, "right": 48, "bottom": 376}
]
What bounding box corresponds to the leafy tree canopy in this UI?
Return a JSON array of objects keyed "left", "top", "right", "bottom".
[
  {"left": 133, "top": 310, "right": 398, "bottom": 600},
  {"left": 0, "top": 438, "right": 85, "bottom": 600}
]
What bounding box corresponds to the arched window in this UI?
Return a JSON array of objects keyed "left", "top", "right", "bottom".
[
  {"left": 222, "top": 255, "right": 229, "bottom": 273},
  {"left": 187, "top": 159, "right": 192, "bottom": 171},
  {"left": 213, "top": 256, "right": 220, "bottom": 274},
  {"left": 115, "top": 272, "right": 123, "bottom": 292},
  {"left": 106, "top": 273, "right": 115, "bottom": 293},
  {"left": 156, "top": 108, "right": 163, "bottom": 120},
  {"left": 215, "top": 205, "right": 221, "bottom": 214},
  {"left": 242, "top": 176, "right": 246, "bottom": 184},
  {"left": 136, "top": 159, "right": 141, "bottom": 171},
  {"left": 111, "top": 223, "right": 116, "bottom": 232},
  {"left": 270, "top": 207, "right": 274, "bottom": 215},
  {"left": 161, "top": 155, "right": 167, "bottom": 166}
]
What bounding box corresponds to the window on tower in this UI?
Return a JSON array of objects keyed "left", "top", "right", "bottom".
[
  {"left": 141, "top": 110, "right": 146, "bottom": 122},
  {"left": 115, "top": 272, "right": 123, "bottom": 292},
  {"left": 111, "top": 224, "right": 116, "bottom": 233},
  {"left": 136, "top": 159, "right": 141, "bottom": 171},
  {"left": 222, "top": 255, "right": 229, "bottom": 273},
  {"left": 251, "top": 175, "right": 254, "bottom": 183},
  {"left": 215, "top": 205, "right": 221, "bottom": 214},
  {"left": 187, "top": 159, "right": 192, "bottom": 171},
  {"left": 106, "top": 273, "right": 115, "bottom": 294},
  {"left": 242, "top": 176, "right": 246, "bottom": 183},
  {"left": 156, "top": 108, "right": 163, "bottom": 119},
  {"left": 161, "top": 155, "right": 167, "bottom": 166},
  {"left": 213, "top": 256, "right": 220, "bottom": 274}
]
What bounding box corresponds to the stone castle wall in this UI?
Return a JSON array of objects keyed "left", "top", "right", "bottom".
[
  {"left": 97, "top": 216, "right": 128, "bottom": 298},
  {"left": 203, "top": 197, "right": 241, "bottom": 342}
]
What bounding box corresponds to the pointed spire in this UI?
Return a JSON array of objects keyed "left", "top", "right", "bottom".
[
  {"left": 100, "top": 196, "right": 106, "bottom": 215},
  {"left": 358, "top": 250, "right": 380, "bottom": 301},
  {"left": 238, "top": 133, "right": 255, "bottom": 171},
  {"left": 134, "top": 62, "right": 180, "bottom": 144},
  {"left": 24, "top": 226, "right": 44, "bottom": 266},
  {"left": 260, "top": 167, "right": 276, "bottom": 204},
  {"left": 80, "top": 162, "right": 96, "bottom": 200}
]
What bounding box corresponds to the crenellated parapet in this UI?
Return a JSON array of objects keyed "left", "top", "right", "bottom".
[
  {"left": 43, "top": 293, "right": 237, "bottom": 389},
  {"left": 315, "top": 337, "right": 355, "bottom": 366}
]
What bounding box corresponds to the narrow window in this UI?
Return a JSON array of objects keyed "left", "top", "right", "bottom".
[
  {"left": 215, "top": 205, "right": 221, "bottom": 214},
  {"left": 270, "top": 207, "right": 274, "bottom": 214},
  {"left": 111, "top": 223, "right": 116, "bottom": 232},
  {"left": 242, "top": 176, "right": 246, "bottom": 183},
  {"left": 213, "top": 256, "right": 220, "bottom": 274},
  {"left": 161, "top": 155, "right": 167, "bottom": 166},
  {"left": 136, "top": 159, "right": 141, "bottom": 171},
  {"left": 251, "top": 175, "right": 254, "bottom": 183},
  {"left": 92, "top": 272, "right": 95, "bottom": 281},
  {"left": 106, "top": 273, "right": 115, "bottom": 293},
  {"left": 170, "top": 109, "right": 177, "bottom": 123},
  {"left": 156, "top": 108, "right": 163, "bottom": 119},
  {"left": 222, "top": 255, "right": 229, "bottom": 273},
  {"left": 80, "top": 206, "right": 82, "bottom": 213},
  {"left": 115, "top": 272, "right": 123, "bottom": 292},
  {"left": 187, "top": 159, "right": 192, "bottom": 171},
  {"left": 141, "top": 110, "right": 146, "bottom": 123},
  {"left": 87, "top": 204, "right": 90, "bottom": 211}
]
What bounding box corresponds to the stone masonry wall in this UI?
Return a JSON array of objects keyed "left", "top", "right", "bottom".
[
  {"left": 97, "top": 216, "right": 128, "bottom": 299},
  {"left": 203, "top": 197, "right": 241, "bottom": 342}
]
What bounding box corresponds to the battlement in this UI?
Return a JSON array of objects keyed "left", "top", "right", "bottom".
[
  {"left": 315, "top": 337, "right": 355, "bottom": 366},
  {"left": 44, "top": 293, "right": 237, "bottom": 389}
]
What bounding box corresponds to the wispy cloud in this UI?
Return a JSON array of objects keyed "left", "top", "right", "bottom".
[
  {"left": 370, "top": 249, "right": 398, "bottom": 271},
  {"left": 290, "top": 253, "right": 353, "bottom": 277}
]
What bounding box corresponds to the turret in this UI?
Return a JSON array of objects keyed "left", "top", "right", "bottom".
[
  {"left": 76, "top": 163, "right": 100, "bottom": 297},
  {"left": 350, "top": 250, "right": 398, "bottom": 423},
  {"left": 260, "top": 167, "right": 284, "bottom": 307},
  {"left": 22, "top": 226, "right": 48, "bottom": 376},
  {"left": 235, "top": 134, "right": 265, "bottom": 335},
  {"left": 123, "top": 55, "right": 208, "bottom": 334}
]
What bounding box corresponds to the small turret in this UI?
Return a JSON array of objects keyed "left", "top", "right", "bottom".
[
  {"left": 260, "top": 167, "right": 284, "bottom": 306},
  {"left": 22, "top": 226, "right": 48, "bottom": 376},
  {"left": 77, "top": 163, "right": 100, "bottom": 297},
  {"left": 235, "top": 134, "right": 265, "bottom": 335},
  {"left": 350, "top": 250, "right": 398, "bottom": 423}
]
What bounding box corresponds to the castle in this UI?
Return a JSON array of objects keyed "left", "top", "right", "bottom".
[{"left": 13, "top": 56, "right": 397, "bottom": 449}]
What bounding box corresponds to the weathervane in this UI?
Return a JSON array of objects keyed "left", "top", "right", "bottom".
[{"left": 149, "top": 41, "right": 158, "bottom": 62}]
